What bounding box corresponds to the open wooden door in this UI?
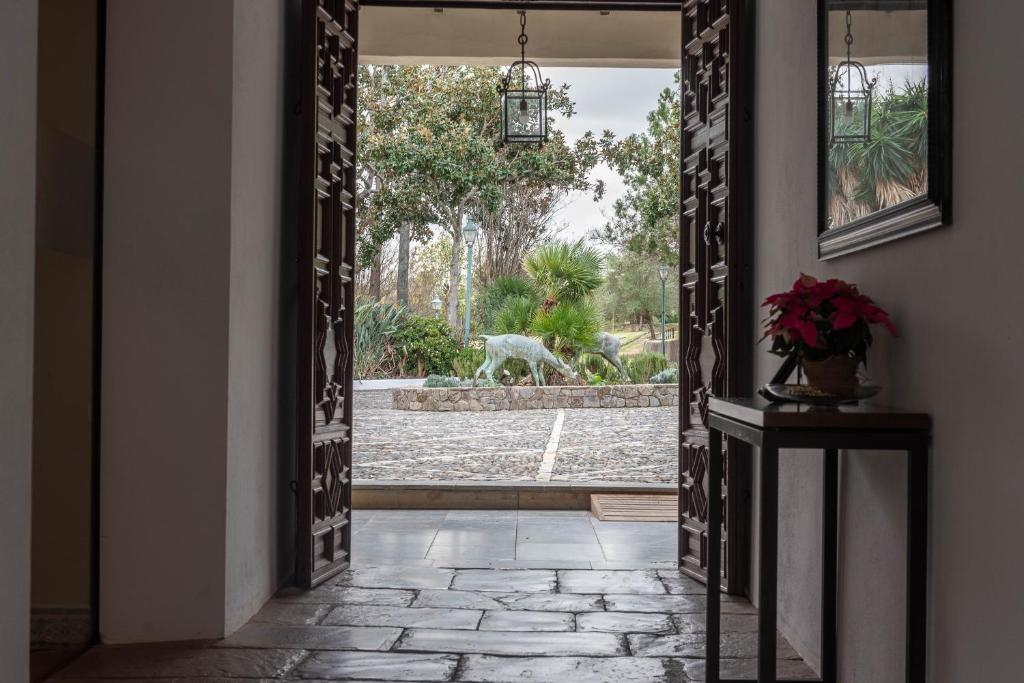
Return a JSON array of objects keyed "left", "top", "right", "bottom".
[
  {"left": 677, "top": 0, "right": 753, "bottom": 594},
  {"left": 297, "top": 0, "right": 360, "bottom": 588}
]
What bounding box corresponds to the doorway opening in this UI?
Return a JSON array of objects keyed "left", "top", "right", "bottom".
[
  {"left": 296, "top": 0, "right": 753, "bottom": 600},
  {"left": 347, "top": 7, "right": 682, "bottom": 571}
]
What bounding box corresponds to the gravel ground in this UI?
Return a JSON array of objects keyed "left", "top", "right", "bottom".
[{"left": 353, "top": 391, "right": 678, "bottom": 483}]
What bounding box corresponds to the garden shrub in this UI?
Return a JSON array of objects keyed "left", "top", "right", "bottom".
[
  {"left": 393, "top": 315, "right": 459, "bottom": 377},
  {"left": 452, "top": 347, "right": 486, "bottom": 379},
  {"left": 354, "top": 299, "right": 406, "bottom": 378},
  {"left": 650, "top": 366, "right": 679, "bottom": 384},
  {"left": 579, "top": 353, "right": 608, "bottom": 376},
  {"left": 423, "top": 374, "right": 462, "bottom": 388},
  {"left": 625, "top": 351, "right": 669, "bottom": 384}
]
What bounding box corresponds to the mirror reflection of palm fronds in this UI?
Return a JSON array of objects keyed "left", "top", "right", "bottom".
[{"left": 828, "top": 79, "right": 929, "bottom": 226}]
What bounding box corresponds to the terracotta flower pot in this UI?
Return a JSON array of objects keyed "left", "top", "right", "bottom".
[{"left": 802, "top": 355, "right": 859, "bottom": 395}]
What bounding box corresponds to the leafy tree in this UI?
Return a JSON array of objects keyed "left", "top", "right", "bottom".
[
  {"left": 357, "top": 65, "right": 604, "bottom": 327},
  {"left": 597, "top": 72, "right": 681, "bottom": 263},
  {"left": 602, "top": 251, "right": 677, "bottom": 337}
]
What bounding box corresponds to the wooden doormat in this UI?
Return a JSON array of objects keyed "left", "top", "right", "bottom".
[{"left": 590, "top": 494, "right": 678, "bottom": 522}]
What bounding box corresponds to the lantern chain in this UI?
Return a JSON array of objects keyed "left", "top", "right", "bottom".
[{"left": 518, "top": 11, "right": 528, "bottom": 89}]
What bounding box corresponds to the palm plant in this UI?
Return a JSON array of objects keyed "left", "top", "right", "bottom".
[
  {"left": 479, "top": 275, "right": 539, "bottom": 333},
  {"left": 493, "top": 296, "right": 538, "bottom": 335},
  {"left": 530, "top": 300, "right": 602, "bottom": 355},
  {"left": 524, "top": 240, "right": 604, "bottom": 307}
]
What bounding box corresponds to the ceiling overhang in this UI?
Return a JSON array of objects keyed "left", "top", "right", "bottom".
[{"left": 360, "top": 6, "right": 682, "bottom": 68}]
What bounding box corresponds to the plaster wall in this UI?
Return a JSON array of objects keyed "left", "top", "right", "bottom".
[
  {"left": 102, "top": 0, "right": 288, "bottom": 642},
  {"left": 0, "top": 2, "right": 38, "bottom": 680},
  {"left": 224, "top": 0, "right": 288, "bottom": 634},
  {"left": 102, "top": 0, "right": 233, "bottom": 642},
  {"left": 756, "top": 2, "right": 1024, "bottom": 681}
]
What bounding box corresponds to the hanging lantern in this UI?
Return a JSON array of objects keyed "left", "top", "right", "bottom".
[
  {"left": 829, "top": 10, "right": 877, "bottom": 145},
  {"left": 498, "top": 11, "right": 550, "bottom": 144}
]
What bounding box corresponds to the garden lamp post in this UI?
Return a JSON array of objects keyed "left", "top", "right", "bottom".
[
  {"left": 658, "top": 264, "right": 670, "bottom": 357},
  {"left": 462, "top": 215, "right": 479, "bottom": 347},
  {"left": 431, "top": 296, "right": 442, "bottom": 319}
]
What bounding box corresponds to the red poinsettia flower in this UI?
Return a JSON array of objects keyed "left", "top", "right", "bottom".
[{"left": 760, "top": 274, "right": 898, "bottom": 360}]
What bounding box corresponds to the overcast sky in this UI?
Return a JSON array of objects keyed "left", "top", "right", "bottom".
[{"left": 543, "top": 67, "right": 677, "bottom": 243}]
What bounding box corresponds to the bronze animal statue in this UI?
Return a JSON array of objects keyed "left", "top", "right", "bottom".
[
  {"left": 574, "top": 331, "right": 629, "bottom": 382},
  {"left": 474, "top": 334, "right": 578, "bottom": 387}
]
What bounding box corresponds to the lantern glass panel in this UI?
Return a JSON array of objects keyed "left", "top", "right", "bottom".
[
  {"left": 503, "top": 90, "right": 546, "bottom": 143},
  {"left": 830, "top": 78, "right": 870, "bottom": 143}
]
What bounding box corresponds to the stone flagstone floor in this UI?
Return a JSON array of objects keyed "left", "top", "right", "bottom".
[
  {"left": 350, "top": 509, "right": 677, "bottom": 567},
  {"left": 353, "top": 391, "right": 677, "bottom": 483},
  {"left": 50, "top": 511, "right": 816, "bottom": 682}
]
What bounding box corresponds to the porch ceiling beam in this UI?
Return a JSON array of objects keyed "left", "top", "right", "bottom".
[{"left": 361, "top": 0, "right": 681, "bottom": 12}]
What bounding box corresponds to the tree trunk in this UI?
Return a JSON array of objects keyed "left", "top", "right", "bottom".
[
  {"left": 396, "top": 222, "right": 410, "bottom": 306},
  {"left": 446, "top": 208, "right": 463, "bottom": 334},
  {"left": 646, "top": 310, "right": 657, "bottom": 340},
  {"left": 368, "top": 252, "right": 382, "bottom": 301}
]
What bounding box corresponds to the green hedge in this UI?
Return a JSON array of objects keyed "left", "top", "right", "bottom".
[
  {"left": 393, "top": 315, "right": 459, "bottom": 377},
  {"left": 625, "top": 352, "right": 669, "bottom": 385}
]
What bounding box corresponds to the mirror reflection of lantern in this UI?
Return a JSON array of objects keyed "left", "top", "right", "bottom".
[{"left": 830, "top": 10, "right": 877, "bottom": 145}]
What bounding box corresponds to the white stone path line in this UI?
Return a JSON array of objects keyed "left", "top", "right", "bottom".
[{"left": 535, "top": 409, "right": 565, "bottom": 482}]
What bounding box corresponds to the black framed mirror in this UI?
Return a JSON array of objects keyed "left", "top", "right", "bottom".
[{"left": 818, "top": 0, "right": 951, "bottom": 259}]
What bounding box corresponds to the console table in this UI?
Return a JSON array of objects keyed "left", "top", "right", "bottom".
[{"left": 705, "top": 397, "right": 930, "bottom": 683}]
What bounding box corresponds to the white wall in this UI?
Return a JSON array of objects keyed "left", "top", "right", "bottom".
[
  {"left": 225, "top": 0, "right": 287, "bottom": 633},
  {"left": 102, "top": 0, "right": 287, "bottom": 642},
  {"left": 0, "top": 1, "right": 38, "bottom": 680},
  {"left": 756, "top": 2, "right": 1024, "bottom": 681}
]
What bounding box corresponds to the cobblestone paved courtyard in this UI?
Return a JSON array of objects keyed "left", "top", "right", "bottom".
[{"left": 353, "top": 391, "right": 678, "bottom": 484}]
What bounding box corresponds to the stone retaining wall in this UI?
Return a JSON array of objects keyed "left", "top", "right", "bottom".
[{"left": 392, "top": 384, "right": 678, "bottom": 412}]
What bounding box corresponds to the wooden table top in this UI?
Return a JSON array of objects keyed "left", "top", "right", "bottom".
[{"left": 708, "top": 396, "right": 931, "bottom": 431}]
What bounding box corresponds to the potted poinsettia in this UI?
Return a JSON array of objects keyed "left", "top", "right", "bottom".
[{"left": 761, "top": 274, "right": 898, "bottom": 394}]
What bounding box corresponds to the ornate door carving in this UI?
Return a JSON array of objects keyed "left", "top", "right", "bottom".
[
  {"left": 297, "top": 0, "right": 359, "bottom": 588},
  {"left": 677, "top": 0, "right": 752, "bottom": 593}
]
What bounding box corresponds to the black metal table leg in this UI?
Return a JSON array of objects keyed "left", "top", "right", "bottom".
[
  {"left": 759, "top": 440, "right": 779, "bottom": 682},
  {"left": 822, "top": 448, "right": 839, "bottom": 683},
  {"left": 906, "top": 441, "right": 928, "bottom": 683},
  {"left": 706, "top": 427, "right": 723, "bottom": 682}
]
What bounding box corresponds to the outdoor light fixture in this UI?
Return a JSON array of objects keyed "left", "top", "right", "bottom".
[
  {"left": 829, "top": 10, "right": 877, "bottom": 145},
  {"left": 498, "top": 11, "right": 550, "bottom": 145},
  {"left": 431, "top": 296, "right": 442, "bottom": 318},
  {"left": 658, "top": 265, "right": 670, "bottom": 357},
  {"left": 462, "top": 215, "right": 479, "bottom": 346}
]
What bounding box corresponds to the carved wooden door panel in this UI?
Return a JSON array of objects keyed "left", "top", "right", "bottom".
[
  {"left": 297, "top": 0, "right": 359, "bottom": 588},
  {"left": 677, "top": 0, "right": 752, "bottom": 593}
]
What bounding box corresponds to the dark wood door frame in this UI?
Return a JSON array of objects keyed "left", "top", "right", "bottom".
[
  {"left": 297, "top": 0, "right": 361, "bottom": 588},
  {"left": 676, "top": 0, "right": 754, "bottom": 594},
  {"left": 295, "top": 0, "right": 755, "bottom": 593}
]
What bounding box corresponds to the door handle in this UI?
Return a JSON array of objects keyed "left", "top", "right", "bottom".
[{"left": 703, "top": 221, "right": 724, "bottom": 246}]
